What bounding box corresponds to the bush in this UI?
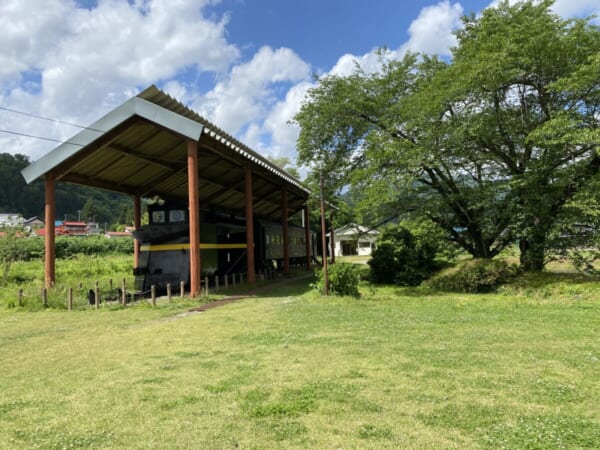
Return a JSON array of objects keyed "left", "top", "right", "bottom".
[
  {"left": 427, "top": 258, "right": 520, "bottom": 293},
  {"left": 368, "top": 226, "right": 439, "bottom": 286},
  {"left": 313, "top": 263, "right": 360, "bottom": 297}
]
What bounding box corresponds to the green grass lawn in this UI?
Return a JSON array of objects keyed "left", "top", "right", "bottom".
[{"left": 1, "top": 273, "right": 600, "bottom": 449}]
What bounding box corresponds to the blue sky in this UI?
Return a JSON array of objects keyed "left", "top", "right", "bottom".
[{"left": 1, "top": 0, "right": 598, "bottom": 166}]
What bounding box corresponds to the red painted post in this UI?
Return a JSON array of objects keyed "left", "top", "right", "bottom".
[
  {"left": 44, "top": 172, "right": 56, "bottom": 288},
  {"left": 187, "top": 139, "right": 201, "bottom": 297}
]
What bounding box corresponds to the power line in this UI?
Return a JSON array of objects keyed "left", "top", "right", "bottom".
[
  {"left": 0, "top": 105, "right": 104, "bottom": 133},
  {"left": 0, "top": 128, "right": 84, "bottom": 146}
]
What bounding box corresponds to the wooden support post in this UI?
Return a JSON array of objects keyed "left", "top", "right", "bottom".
[
  {"left": 44, "top": 172, "right": 56, "bottom": 288},
  {"left": 187, "top": 139, "right": 201, "bottom": 298},
  {"left": 205, "top": 276, "right": 209, "bottom": 297},
  {"left": 67, "top": 287, "right": 73, "bottom": 311},
  {"left": 245, "top": 167, "right": 256, "bottom": 283},
  {"left": 121, "top": 278, "right": 126, "bottom": 305},
  {"left": 180, "top": 281, "right": 185, "bottom": 298},
  {"left": 42, "top": 288, "right": 48, "bottom": 308},
  {"left": 18, "top": 289, "right": 23, "bottom": 307},
  {"left": 215, "top": 275, "right": 220, "bottom": 292},
  {"left": 133, "top": 194, "right": 141, "bottom": 269},
  {"left": 167, "top": 283, "right": 172, "bottom": 303},
  {"left": 95, "top": 281, "right": 100, "bottom": 309},
  {"left": 281, "top": 188, "right": 290, "bottom": 275},
  {"left": 151, "top": 285, "right": 156, "bottom": 306},
  {"left": 304, "top": 205, "right": 312, "bottom": 270},
  {"left": 330, "top": 212, "right": 336, "bottom": 264},
  {"left": 319, "top": 169, "right": 329, "bottom": 295}
]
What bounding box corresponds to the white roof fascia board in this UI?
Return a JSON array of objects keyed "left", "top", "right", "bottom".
[{"left": 21, "top": 97, "right": 203, "bottom": 184}]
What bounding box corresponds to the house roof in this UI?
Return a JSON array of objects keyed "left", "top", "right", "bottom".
[
  {"left": 329, "top": 224, "right": 379, "bottom": 238},
  {"left": 21, "top": 85, "right": 309, "bottom": 221}
]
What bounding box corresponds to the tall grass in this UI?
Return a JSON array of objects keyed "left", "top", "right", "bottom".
[{"left": 0, "top": 254, "right": 135, "bottom": 310}]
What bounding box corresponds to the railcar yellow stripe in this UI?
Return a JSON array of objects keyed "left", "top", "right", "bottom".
[{"left": 140, "top": 243, "right": 247, "bottom": 252}]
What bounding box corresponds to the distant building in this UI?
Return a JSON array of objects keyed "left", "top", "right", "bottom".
[
  {"left": 24, "top": 216, "right": 44, "bottom": 229},
  {"left": 0, "top": 213, "right": 24, "bottom": 227},
  {"left": 329, "top": 224, "right": 378, "bottom": 257},
  {"left": 87, "top": 222, "right": 100, "bottom": 234},
  {"left": 59, "top": 221, "right": 89, "bottom": 236},
  {"left": 104, "top": 231, "right": 132, "bottom": 238}
]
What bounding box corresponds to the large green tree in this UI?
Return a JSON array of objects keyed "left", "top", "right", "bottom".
[{"left": 294, "top": 0, "right": 600, "bottom": 271}]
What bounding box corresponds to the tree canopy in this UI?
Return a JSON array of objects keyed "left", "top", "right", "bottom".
[{"left": 294, "top": 0, "right": 600, "bottom": 271}]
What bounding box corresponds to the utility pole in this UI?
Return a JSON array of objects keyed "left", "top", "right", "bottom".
[{"left": 319, "top": 168, "right": 329, "bottom": 295}]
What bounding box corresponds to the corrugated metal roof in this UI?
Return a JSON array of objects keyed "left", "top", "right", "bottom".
[
  {"left": 21, "top": 85, "right": 309, "bottom": 221},
  {"left": 136, "top": 85, "right": 307, "bottom": 193}
]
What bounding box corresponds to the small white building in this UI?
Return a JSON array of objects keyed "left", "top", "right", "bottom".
[
  {"left": 329, "top": 224, "right": 378, "bottom": 257},
  {"left": 0, "top": 213, "right": 24, "bottom": 227}
]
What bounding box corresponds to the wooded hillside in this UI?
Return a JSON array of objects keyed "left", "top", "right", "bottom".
[{"left": 0, "top": 153, "right": 134, "bottom": 227}]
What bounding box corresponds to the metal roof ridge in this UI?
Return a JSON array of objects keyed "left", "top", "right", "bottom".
[{"left": 137, "top": 86, "right": 310, "bottom": 194}]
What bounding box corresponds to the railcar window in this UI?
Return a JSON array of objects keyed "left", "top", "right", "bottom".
[
  {"left": 169, "top": 210, "right": 185, "bottom": 222},
  {"left": 152, "top": 211, "right": 166, "bottom": 223}
]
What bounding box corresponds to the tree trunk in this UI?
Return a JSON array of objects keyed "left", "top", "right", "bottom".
[{"left": 519, "top": 237, "right": 546, "bottom": 271}]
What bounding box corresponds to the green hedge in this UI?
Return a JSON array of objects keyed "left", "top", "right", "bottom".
[
  {"left": 427, "top": 259, "right": 520, "bottom": 293},
  {"left": 313, "top": 263, "right": 361, "bottom": 297}
]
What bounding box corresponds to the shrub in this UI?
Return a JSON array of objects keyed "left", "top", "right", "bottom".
[
  {"left": 427, "top": 258, "right": 520, "bottom": 293},
  {"left": 313, "top": 263, "right": 360, "bottom": 297},
  {"left": 368, "top": 226, "right": 439, "bottom": 286}
]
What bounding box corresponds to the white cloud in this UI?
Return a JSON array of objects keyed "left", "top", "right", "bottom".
[
  {"left": 487, "top": 0, "right": 600, "bottom": 19},
  {"left": 328, "top": 51, "right": 390, "bottom": 77},
  {"left": 550, "top": 0, "right": 600, "bottom": 19},
  {"left": 191, "top": 46, "right": 310, "bottom": 134},
  {"left": 0, "top": 0, "right": 239, "bottom": 160},
  {"left": 398, "top": 0, "right": 463, "bottom": 57},
  {"left": 328, "top": 1, "right": 462, "bottom": 78},
  {"left": 262, "top": 81, "right": 313, "bottom": 159}
]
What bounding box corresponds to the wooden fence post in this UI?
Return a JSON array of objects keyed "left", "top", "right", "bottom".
[
  {"left": 151, "top": 285, "right": 156, "bottom": 306},
  {"left": 95, "top": 281, "right": 100, "bottom": 310},
  {"left": 121, "top": 278, "right": 126, "bottom": 306},
  {"left": 109, "top": 278, "right": 113, "bottom": 290},
  {"left": 67, "top": 287, "right": 73, "bottom": 311},
  {"left": 42, "top": 288, "right": 47, "bottom": 308},
  {"left": 18, "top": 289, "right": 23, "bottom": 307},
  {"left": 180, "top": 281, "right": 185, "bottom": 298},
  {"left": 167, "top": 283, "right": 172, "bottom": 303},
  {"left": 205, "top": 276, "right": 209, "bottom": 297},
  {"left": 215, "top": 275, "right": 219, "bottom": 292},
  {"left": 224, "top": 274, "right": 229, "bottom": 289},
  {"left": 233, "top": 273, "right": 237, "bottom": 288}
]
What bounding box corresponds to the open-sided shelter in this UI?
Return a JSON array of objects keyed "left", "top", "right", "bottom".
[{"left": 21, "top": 85, "right": 313, "bottom": 296}]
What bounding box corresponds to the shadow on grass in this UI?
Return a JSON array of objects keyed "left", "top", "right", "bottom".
[{"left": 213, "top": 272, "right": 315, "bottom": 299}]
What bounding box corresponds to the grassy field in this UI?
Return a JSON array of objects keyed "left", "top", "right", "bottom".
[{"left": 1, "top": 269, "right": 600, "bottom": 448}]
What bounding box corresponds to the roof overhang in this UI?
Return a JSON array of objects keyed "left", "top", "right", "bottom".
[
  {"left": 21, "top": 86, "right": 310, "bottom": 221},
  {"left": 22, "top": 96, "right": 204, "bottom": 184}
]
